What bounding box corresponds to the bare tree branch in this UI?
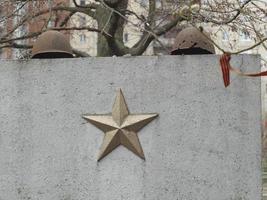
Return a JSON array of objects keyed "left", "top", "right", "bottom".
[
  {"left": 199, "top": 0, "right": 252, "bottom": 24},
  {"left": 1, "top": 0, "right": 267, "bottom": 58},
  {"left": 1, "top": 26, "right": 108, "bottom": 45},
  {"left": 72, "top": 48, "right": 91, "bottom": 57},
  {"left": 72, "top": 0, "right": 98, "bottom": 9},
  {"left": 60, "top": 11, "right": 75, "bottom": 27},
  {"left": 148, "top": 0, "right": 156, "bottom": 28}
]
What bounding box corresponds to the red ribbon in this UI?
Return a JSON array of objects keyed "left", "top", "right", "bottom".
[
  {"left": 220, "top": 54, "right": 231, "bottom": 87},
  {"left": 220, "top": 53, "right": 267, "bottom": 87}
]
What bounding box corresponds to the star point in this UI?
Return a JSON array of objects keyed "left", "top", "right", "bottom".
[
  {"left": 112, "top": 89, "right": 129, "bottom": 126},
  {"left": 83, "top": 89, "right": 158, "bottom": 161}
]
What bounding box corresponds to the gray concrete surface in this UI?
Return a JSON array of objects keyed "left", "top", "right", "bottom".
[{"left": 0, "top": 55, "right": 261, "bottom": 200}]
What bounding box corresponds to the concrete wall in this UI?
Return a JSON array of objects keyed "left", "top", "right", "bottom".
[{"left": 0, "top": 55, "right": 261, "bottom": 200}]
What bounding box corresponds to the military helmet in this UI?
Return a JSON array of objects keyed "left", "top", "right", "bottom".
[
  {"left": 31, "top": 30, "right": 73, "bottom": 59},
  {"left": 171, "top": 27, "right": 215, "bottom": 55}
]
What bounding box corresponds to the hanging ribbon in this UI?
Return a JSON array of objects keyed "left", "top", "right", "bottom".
[{"left": 220, "top": 53, "right": 267, "bottom": 87}]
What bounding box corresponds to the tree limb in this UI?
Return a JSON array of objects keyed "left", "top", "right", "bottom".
[
  {"left": 148, "top": 0, "right": 156, "bottom": 28},
  {"left": 72, "top": 0, "right": 98, "bottom": 9},
  {"left": 72, "top": 48, "right": 91, "bottom": 57},
  {"left": 60, "top": 12, "right": 75, "bottom": 27},
  {"left": 200, "top": 0, "right": 252, "bottom": 25},
  {"left": 130, "top": 16, "right": 184, "bottom": 55},
  {"left": 1, "top": 5, "right": 95, "bottom": 40},
  {"left": 1, "top": 26, "right": 109, "bottom": 45},
  {"left": 0, "top": 43, "right": 32, "bottom": 49}
]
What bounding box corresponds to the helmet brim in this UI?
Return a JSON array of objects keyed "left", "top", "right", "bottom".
[
  {"left": 31, "top": 50, "right": 73, "bottom": 59},
  {"left": 171, "top": 47, "right": 214, "bottom": 55}
]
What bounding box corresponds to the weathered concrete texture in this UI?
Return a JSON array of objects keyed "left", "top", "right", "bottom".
[{"left": 0, "top": 55, "right": 261, "bottom": 200}]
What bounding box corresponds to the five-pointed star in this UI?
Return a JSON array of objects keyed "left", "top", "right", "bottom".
[{"left": 83, "top": 89, "right": 158, "bottom": 161}]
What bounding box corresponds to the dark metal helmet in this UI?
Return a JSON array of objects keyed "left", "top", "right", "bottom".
[
  {"left": 171, "top": 27, "right": 215, "bottom": 55},
  {"left": 31, "top": 30, "right": 73, "bottom": 59}
]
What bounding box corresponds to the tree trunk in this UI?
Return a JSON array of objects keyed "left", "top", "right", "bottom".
[
  {"left": 96, "top": 7, "right": 113, "bottom": 57},
  {"left": 95, "top": 1, "right": 128, "bottom": 57}
]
